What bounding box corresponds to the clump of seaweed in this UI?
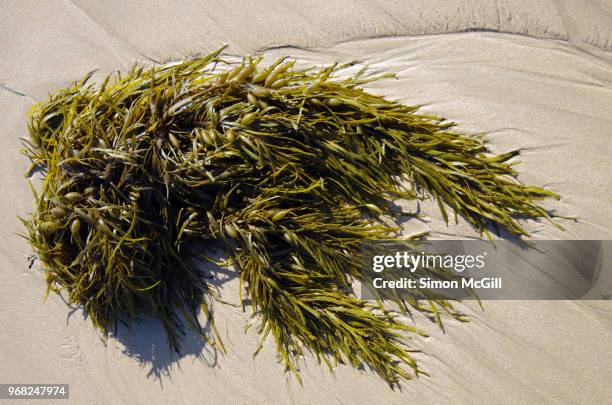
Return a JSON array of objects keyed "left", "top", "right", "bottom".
[{"left": 21, "top": 48, "right": 559, "bottom": 387}]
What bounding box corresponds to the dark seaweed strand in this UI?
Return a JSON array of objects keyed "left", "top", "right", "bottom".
[{"left": 21, "top": 48, "right": 560, "bottom": 388}]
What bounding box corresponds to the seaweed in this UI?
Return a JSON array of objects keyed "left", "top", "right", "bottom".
[{"left": 21, "top": 47, "right": 560, "bottom": 387}]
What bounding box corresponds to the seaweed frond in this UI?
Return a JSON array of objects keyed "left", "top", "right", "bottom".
[{"left": 22, "top": 49, "right": 560, "bottom": 387}]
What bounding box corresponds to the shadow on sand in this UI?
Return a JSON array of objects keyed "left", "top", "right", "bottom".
[{"left": 107, "top": 249, "right": 238, "bottom": 386}]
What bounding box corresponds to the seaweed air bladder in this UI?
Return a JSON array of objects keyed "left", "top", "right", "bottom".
[{"left": 21, "top": 47, "right": 560, "bottom": 388}]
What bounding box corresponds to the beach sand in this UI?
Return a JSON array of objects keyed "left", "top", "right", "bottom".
[{"left": 1, "top": 1, "right": 611, "bottom": 403}]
